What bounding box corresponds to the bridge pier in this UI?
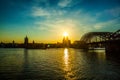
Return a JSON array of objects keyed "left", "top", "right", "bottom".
[{"left": 105, "top": 40, "right": 120, "bottom": 56}]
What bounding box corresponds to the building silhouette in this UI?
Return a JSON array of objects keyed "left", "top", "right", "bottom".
[
  {"left": 33, "top": 40, "right": 35, "bottom": 44},
  {"left": 63, "top": 36, "right": 71, "bottom": 47},
  {"left": 13, "top": 40, "right": 15, "bottom": 44},
  {"left": 24, "top": 36, "right": 28, "bottom": 46}
]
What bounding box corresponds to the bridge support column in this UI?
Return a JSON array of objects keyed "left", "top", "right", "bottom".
[{"left": 105, "top": 40, "right": 120, "bottom": 56}]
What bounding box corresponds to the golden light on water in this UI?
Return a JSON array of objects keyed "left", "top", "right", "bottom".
[
  {"left": 63, "top": 48, "right": 75, "bottom": 79},
  {"left": 64, "top": 48, "right": 69, "bottom": 65}
]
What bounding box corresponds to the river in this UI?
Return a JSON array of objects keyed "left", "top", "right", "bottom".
[{"left": 0, "top": 48, "right": 120, "bottom": 80}]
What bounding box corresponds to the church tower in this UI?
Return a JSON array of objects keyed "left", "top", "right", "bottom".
[
  {"left": 63, "top": 36, "right": 71, "bottom": 47},
  {"left": 24, "top": 36, "right": 28, "bottom": 45}
]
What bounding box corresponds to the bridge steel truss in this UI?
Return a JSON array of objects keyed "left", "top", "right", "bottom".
[{"left": 79, "top": 29, "right": 120, "bottom": 49}]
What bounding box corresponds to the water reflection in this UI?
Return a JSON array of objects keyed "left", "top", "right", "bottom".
[
  {"left": 20, "top": 49, "right": 30, "bottom": 79},
  {"left": 64, "top": 48, "right": 69, "bottom": 66},
  {"left": 88, "top": 50, "right": 106, "bottom": 62},
  {"left": 0, "top": 48, "right": 120, "bottom": 80},
  {"left": 24, "top": 49, "right": 28, "bottom": 63},
  {"left": 23, "top": 49, "right": 29, "bottom": 70},
  {"left": 63, "top": 48, "right": 76, "bottom": 79},
  {"left": 97, "top": 51, "right": 106, "bottom": 62}
]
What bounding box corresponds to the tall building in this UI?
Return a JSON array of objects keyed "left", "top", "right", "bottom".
[
  {"left": 12, "top": 40, "right": 15, "bottom": 44},
  {"left": 63, "top": 36, "right": 71, "bottom": 47},
  {"left": 24, "top": 36, "right": 28, "bottom": 45},
  {"left": 33, "top": 40, "right": 35, "bottom": 44}
]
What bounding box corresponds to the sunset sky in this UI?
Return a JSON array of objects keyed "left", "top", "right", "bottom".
[{"left": 0, "top": 0, "right": 120, "bottom": 43}]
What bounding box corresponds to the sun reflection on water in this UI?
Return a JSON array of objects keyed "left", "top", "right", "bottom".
[
  {"left": 63, "top": 48, "right": 76, "bottom": 79},
  {"left": 64, "top": 48, "right": 69, "bottom": 66}
]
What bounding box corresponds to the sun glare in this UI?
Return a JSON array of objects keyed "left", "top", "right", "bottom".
[{"left": 63, "top": 32, "right": 68, "bottom": 37}]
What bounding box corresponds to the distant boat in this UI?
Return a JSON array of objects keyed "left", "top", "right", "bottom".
[{"left": 89, "top": 47, "right": 105, "bottom": 50}]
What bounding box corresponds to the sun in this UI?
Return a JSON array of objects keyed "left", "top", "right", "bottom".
[{"left": 63, "top": 32, "right": 68, "bottom": 37}]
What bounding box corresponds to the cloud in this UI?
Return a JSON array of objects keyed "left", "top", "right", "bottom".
[
  {"left": 58, "top": 0, "right": 83, "bottom": 8},
  {"left": 32, "top": 7, "right": 50, "bottom": 17},
  {"left": 94, "top": 17, "right": 120, "bottom": 30},
  {"left": 108, "top": 7, "right": 120, "bottom": 17},
  {"left": 31, "top": 6, "right": 67, "bottom": 17},
  {"left": 58, "top": 0, "right": 72, "bottom": 7},
  {"left": 96, "top": 7, "right": 120, "bottom": 18},
  {"left": 91, "top": 7, "right": 120, "bottom": 31},
  {"left": 32, "top": 7, "right": 99, "bottom": 35},
  {"left": 31, "top": 3, "right": 120, "bottom": 36},
  {"left": 34, "top": 18, "right": 78, "bottom": 33}
]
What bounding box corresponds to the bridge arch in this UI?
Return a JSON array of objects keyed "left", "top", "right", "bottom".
[
  {"left": 78, "top": 29, "right": 120, "bottom": 49},
  {"left": 80, "top": 32, "right": 112, "bottom": 43}
]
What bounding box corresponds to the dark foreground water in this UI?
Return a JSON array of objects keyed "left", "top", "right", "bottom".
[{"left": 0, "top": 48, "right": 120, "bottom": 80}]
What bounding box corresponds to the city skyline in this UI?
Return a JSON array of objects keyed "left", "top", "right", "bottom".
[
  {"left": 0, "top": 0, "right": 120, "bottom": 43},
  {"left": 0, "top": 33, "right": 71, "bottom": 43}
]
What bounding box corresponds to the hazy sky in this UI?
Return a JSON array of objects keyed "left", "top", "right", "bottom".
[{"left": 0, "top": 0, "right": 120, "bottom": 43}]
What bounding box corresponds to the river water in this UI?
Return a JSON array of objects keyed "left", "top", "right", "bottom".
[{"left": 0, "top": 48, "right": 120, "bottom": 80}]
